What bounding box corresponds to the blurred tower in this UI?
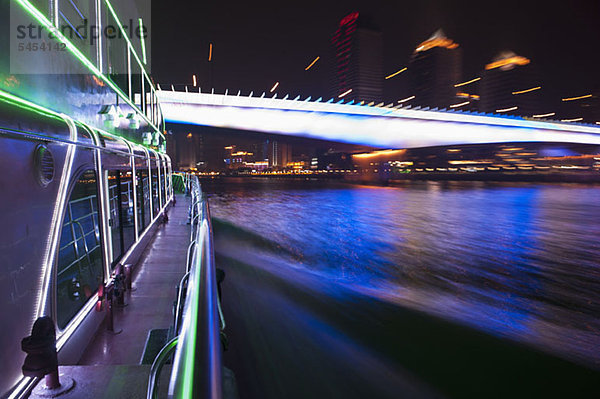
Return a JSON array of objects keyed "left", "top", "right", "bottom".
[
  {"left": 407, "top": 29, "right": 462, "bottom": 109},
  {"left": 331, "top": 12, "right": 383, "bottom": 103},
  {"left": 480, "top": 51, "right": 541, "bottom": 116}
]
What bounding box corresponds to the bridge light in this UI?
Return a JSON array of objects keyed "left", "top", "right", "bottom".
[
  {"left": 496, "top": 106, "right": 518, "bottom": 113},
  {"left": 532, "top": 112, "right": 555, "bottom": 118},
  {"left": 270, "top": 82, "right": 279, "bottom": 93},
  {"left": 512, "top": 86, "right": 541, "bottom": 95},
  {"left": 384, "top": 67, "right": 407, "bottom": 80},
  {"left": 561, "top": 117, "right": 583, "bottom": 122},
  {"left": 208, "top": 43, "right": 213, "bottom": 62},
  {"left": 450, "top": 101, "right": 470, "bottom": 108},
  {"left": 192, "top": 75, "right": 197, "bottom": 87},
  {"left": 305, "top": 56, "right": 320, "bottom": 71},
  {"left": 562, "top": 94, "right": 592, "bottom": 101},
  {"left": 339, "top": 88, "right": 352, "bottom": 98},
  {"left": 454, "top": 77, "right": 481, "bottom": 87},
  {"left": 398, "top": 95, "right": 415, "bottom": 103}
]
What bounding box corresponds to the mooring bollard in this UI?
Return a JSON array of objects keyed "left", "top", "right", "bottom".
[{"left": 21, "top": 316, "right": 74, "bottom": 395}]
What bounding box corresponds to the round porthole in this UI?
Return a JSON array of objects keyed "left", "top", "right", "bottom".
[{"left": 34, "top": 145, "right": 55, "bottom": 187}]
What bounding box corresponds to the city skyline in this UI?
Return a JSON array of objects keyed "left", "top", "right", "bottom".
[{"left": 152, "top": 0, "right": 600, "bottom": 102}]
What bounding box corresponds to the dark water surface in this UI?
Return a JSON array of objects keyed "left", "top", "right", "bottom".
[{"left": 204, "top": 178, "right": 600, "bottom": 397}]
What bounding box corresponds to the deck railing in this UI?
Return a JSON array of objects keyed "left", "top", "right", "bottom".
[{"left": 147, "top": 176, "right": 223, "bottom": 399}]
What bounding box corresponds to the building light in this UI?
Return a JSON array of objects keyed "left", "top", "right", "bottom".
[
  {"left": 454, "top": 77, "right": 481, "bottom": 87},
  {"left": 562, "top": 94, "right": 592, "bottom": 102},
  {"left": 339, "top": 88, "right": 352, "bottom": 98},
  {"left": 485, "top": 56, "right": 530, "bottom": 70},
  {"left": 496, "top": 106, "right": 518, "bottom": 113},
  {"left": 561, "top": 117, "right": 583, "bottom": 122},
  {"left": 532, "top": 112, "right": 555, "bottom": 118},
  {"left": 415, "top": 38, "right": 459, "bottom": 53},
  {"left": 305, "top": 56, "right": 320, "bottom": 71},
  {"left": 385, "top": 67, "right": 407, "bottom": 80},
  {"left": 512, "top": 86, "right": 541, "bottom": 95},
  {"left": 450, "top": 101, "right": 470, "bottom": 108},
  {"left": 398, "top": 95, "right": 415, "bottom": 103},
  {"left": 270, "top": 81, "right": 279, "bottom": 93}
]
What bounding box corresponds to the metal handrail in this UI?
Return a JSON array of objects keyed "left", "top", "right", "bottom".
[
  {"left": 185, "top": 241, "right": 197, "bottom": 273},
  {"left": 167, "top": 176, "right": 223, "bottom": 399},
  {"left": 147, "top": 337, "right": 179, "bottom": 399},
  {"left": 173, "top": 272, "right": 190, "bottom": 335}
]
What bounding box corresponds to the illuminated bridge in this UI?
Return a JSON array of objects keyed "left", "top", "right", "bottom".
[{"left": 157, "top": 89, "right": 600, "bottom": 148}]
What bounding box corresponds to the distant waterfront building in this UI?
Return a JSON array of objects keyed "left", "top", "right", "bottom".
[
  {"left": 331, "top": 12, "right": 383, "bottom": 103},
  {"left": 480, "top": 51, "right": 541, "bottom": 117},
  {"left": 407, "top": 30, "right": 462, "bottom": 110}
]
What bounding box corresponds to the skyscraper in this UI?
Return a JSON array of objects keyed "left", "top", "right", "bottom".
[
  {"left": 480, "top": 51, "right": 541, "bottom": 116},
  {"left": 331, "top": 12, "right": 383, "bottom": 103},
  {"left": 407, "top": 30, "right": 462, "bottom": 109}
]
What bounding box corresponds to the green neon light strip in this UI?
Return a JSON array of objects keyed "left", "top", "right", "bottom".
[
  {"left": 139, "top": 18, "right": 147, "bottom": 65},
  {"left": 103, "top": 0, "right": 147, "bottom": 73},
  {"left": 14, "top": 0, "right": 164, "bottom": 143},
  {"left": 0, "top": 88, "right": 63, "bottom": 120},
  {"left": 182, "top": 247, "right": 201, "bottom": 398}
]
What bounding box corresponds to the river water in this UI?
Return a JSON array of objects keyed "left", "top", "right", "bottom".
[{"left": 203, "top": 178, "right": 600, "bottom": 397}]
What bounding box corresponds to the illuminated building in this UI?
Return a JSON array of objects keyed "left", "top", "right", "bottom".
[
  {"left": 480, "top": 51, "right": 541, "bottom": 116},
  {"left": 331, "top": 12, "right": 383, "bottom": 103},
  {"left": 407, "top": 29, "right": 462, "bottom": 110}
]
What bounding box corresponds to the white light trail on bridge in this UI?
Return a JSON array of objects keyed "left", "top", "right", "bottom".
[
  {"left": 532, "top": 112, "right": 556, "bottom": 118},
  {"left": 157, "top": 91, "right": 600, "bottom": 149},
  {"left": 270, "top": 82, "right": 279, "bottom": 92},
  {"left": 398, "top": 95, "right": 415, "bottom": 103},
  {"left": 339, "top": 88, "right": 352, "bottom": 98}
]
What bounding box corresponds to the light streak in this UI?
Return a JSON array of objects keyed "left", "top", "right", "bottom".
[
  {"left": 385, "top": 67, "right": 407, "bottom": 80},
  {"left": 450, "top": 101, "right": 470, "bottom": 108},
  {"left": 305, "top": 56, "right": 320, "bottom": 70},
  {"left": 561, "top": 117, "right": 583, "bottom": 122},
  {"left": 270, "top": 82, "right": 279, "bottom": 93},
  {"left": 512, "top": 86, "right": 541, "bottom": 95},
  {"left": 562, "top": 94, "right": 592, "bottom": 102},
  {"left": 339, "top": 88, "right": 352, "bottom": 98},
  {"left": 496, "top": 106, "right": 518, "bottom": 113},
  {"left": 454, "top": 77, "right": 480, "bottom": 87},
  {"left": 208, "top": 43, "right": 213, "bottom": 62},
  {"left": 532, "top": 112, "right": 555, "bottom": 118},
  {"left": 192, "top": 75, "right": 197, "bottom": 87},
  {"left": 485, "top": 56, "right": 530, "bottom": 70},
  {"left": 398, "top": 95, "right": 415, "bottom": 103}
]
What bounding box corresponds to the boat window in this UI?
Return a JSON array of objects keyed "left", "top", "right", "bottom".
[
  {"left": 56, "top": 169, "right": 104, "bottom": 329},
  {"left": 151, "top": 167, "right": 159, "bottom": 216},
  {"left": 137, "top": 167, "right": 150, "bottom": 232},
  {"left": 108, "top": 169, "right": 135, "bottom": 267}
]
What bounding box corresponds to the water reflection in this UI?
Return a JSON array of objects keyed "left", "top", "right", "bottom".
[{"left": 204, "top": 178, "right": 600, "bottom": 368}]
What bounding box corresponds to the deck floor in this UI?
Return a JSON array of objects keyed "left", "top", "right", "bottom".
[{"left": 79, "top": 194, "right": 189, "bottom": 365}]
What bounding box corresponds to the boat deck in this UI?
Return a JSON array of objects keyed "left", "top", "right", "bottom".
[{"left": 79, "top": 194, "right": 189, "bottom": 366}]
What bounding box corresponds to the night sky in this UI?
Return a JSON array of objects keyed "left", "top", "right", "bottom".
[{"left": 151, "top": 0, "right": 600, "bottom": 102}]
